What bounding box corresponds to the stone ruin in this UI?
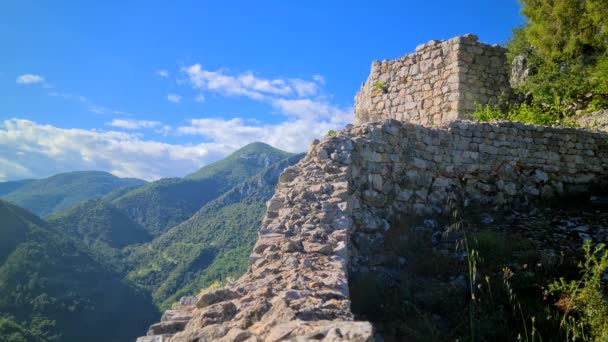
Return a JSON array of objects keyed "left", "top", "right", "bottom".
[
  {"left": 137, "top": 36, "right": 608, "bottom": 341},
  {"left": 354, "top": 34, "right": 511, "bottom": 126}
]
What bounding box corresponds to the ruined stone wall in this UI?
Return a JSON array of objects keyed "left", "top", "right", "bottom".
[
  {"left": 139, "top": 131, "right": 374, "bottom": 341},
  {"left": 354, "top": 35, "right": 511, "bottom": 126},
  {"left": 139, "top": 120, "right": 608, "bottom": 341},
  {"left": 348, "top": 120, "right": 608, "bottom": 267}
]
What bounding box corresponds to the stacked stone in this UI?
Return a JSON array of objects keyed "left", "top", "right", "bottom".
[
  {"left": 458, "top": 37, "right": 511, "bottom": 114},
  {"left": 347, "top": 119, "right": 608, "bottom": 269},
  {"left": 354, "top": 35, "right": 511, "bottom": 127},
  {"left": 138, "top": 297, "right": 198, "bottom": 342},
  {"left": 139, "top": 130, "right": 373, "bottom": 341}
]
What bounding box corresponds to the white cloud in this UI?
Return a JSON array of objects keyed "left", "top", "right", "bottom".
[
  {"left": 167, "top": 94, "right": 182, "bottom": 103},
  {"left": 49, "top": 91, "right": 130, "bottom": 116},
  {"left": 156, "top": 70, "right": 169, "bottom": 78},
  {"left": 290, "top": 79, "right": 319, "bottom": 97},
  {"left": 106, "top": 119, "right": 162, "bottom": 130},
  {"left": 181, "top": 64, "right": 324, "bottom": 101},
  {"left": 16, "top": 74, "right": 45, "bottom": 84},
  {"left": 176, "top": 105, "right": 352, "bottom": 153},
  {"left": 272, "top": 98, "right": 337, "bottom": 119},
  {"left": 176, "top": 64, "right": 351, "bottom": 151},
  {"left": 2, "top": 66, "right": 351, "bottom": 181},
  {"left": 0, "top": 119, "right": 232, "bottom": 181}
]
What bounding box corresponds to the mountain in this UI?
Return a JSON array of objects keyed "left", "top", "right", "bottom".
[
  {"left": 0, "top": 199, "right": 159, "bottom": 342},
  {"left": 126, "top": 153, "right": 304, "bottom": 309},
  {"left": 185, "top": 142, "right": 292, "bottom": 181},
  {"left": 111, "top": 142, "right": 293, "bottom": 235},
  {"left": 0, "top": 179, "right": 35, "bottom": 197},
  {"left": 47, "top": 199, "right": 152, "bottom": 272},
  {"left": 0, "top": 171, "right": 146, "bottom": 217}
]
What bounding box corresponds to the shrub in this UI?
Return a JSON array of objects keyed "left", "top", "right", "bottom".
[
  {"left": 547, "top": 241, "right": 608, "bottom": 341},
  {"left": 470, "top": 102, "right": 565, "bottom": 126}
]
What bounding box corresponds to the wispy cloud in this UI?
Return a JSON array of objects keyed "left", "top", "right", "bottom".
[
  {"left": 106, "top": 119, "right": 162, "bottom": 130},
  {"left": 0, "top": 119, "right": 231, "bottom": 181},
  {"left": 156, "top": 70, "right": 169, "bottom": 78},
  {"left": 48, "top": 90, "right": 130, "bottom": 116},
  {"left": 181, "top": 64, "right": 322, "bottom": 101},
  {"left": 176, "top": 64, "right": 352, "bottom": 151},
  {"left": 16, "top": 74, "right": 45, "bottom": 84},
  {"left": 167, "top": 94, "right": 182, "bottom": 103},
  {"left": 176, "top": 104, "right": 352, "bottom": 153}
]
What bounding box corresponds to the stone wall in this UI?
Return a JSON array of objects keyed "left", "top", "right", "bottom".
[
  {"left": 354, "top": 35, "right": 511, "bottom": 126},
  {"left": 139, "top": 131, "right": 374, "bottom": 341},
  {"left": 347, "top": 120, "right": 608, "bottom": 268},
  {"left": 139, "top": 120, "right": 608, "bottom": 341}
]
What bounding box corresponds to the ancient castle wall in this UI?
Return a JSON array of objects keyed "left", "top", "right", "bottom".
[
  {"left": 140, "top": 120, "right": 608, "bottom": 341},
  {"left": 354, "top": 35, "right": 511, "bottom": 126},
  {"left": 140, "top": 131, "right": 373, "bottom": 341},
  {"left": 347, "top": 120, "right": 608, "bottom": 267}
]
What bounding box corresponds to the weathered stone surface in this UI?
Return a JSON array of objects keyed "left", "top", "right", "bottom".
[
  {"left": 136, "top": 335, "right": 174, "bottom": 342},
  {"left": 354, "top": 35, "right": 511, "bottom": 126},
  {"left": 147, "top": 321, "right": 188, "bottom": 336},
  {"left": 576, "top": 109, "right": 608, "bottom": 133},
  {"left": 160, "top": 309, "right": 193, "bottom": 323},
  {"left": 196, "top": 288, "right": 240, "bottom": 308},
  {"left": 511, "top": 54, "right": 531, "bottom": 87}
]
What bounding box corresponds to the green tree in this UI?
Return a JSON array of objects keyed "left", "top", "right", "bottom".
[
  {"left": 519, "top": 0, "right": 608, "bottom": 64},
  {"left": 503, "top": 0, "right": 608, "bottom": 120}
]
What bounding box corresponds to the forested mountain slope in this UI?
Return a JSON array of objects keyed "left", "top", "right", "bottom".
[
  {"left": 126, "top": 153, "right": 304, "bottom": 309},
  {"left": 0, "top": 200, "right": 159, "bottom": 342},
  {"left": 0, "top": 171, "right": 146, "bottom": 217},
  {"left": 110, "top": 142, "right": 293, "bottom": 235}
]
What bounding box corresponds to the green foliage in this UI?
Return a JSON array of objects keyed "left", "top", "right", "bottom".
[
  {"left": 0, "top": 171, "right": 145, "bottom": 217},
  {"left": 327, "top": 130, "right": 337, "bottom": 136},
  {"left": 547, "top": 241, "right": 608, "bottom": 341},
  {"left": 0, "top": 316, "right": 40, "bottom": 342},
  {"left": 374, "top": 80, "right": 388, "bottom": 93},
  {"left": 0, "top": 200, "right": 159, "bottom": 341},
  {"left": 470, "top": 102, "right": 565, "bottom": 126},
  {"left": 589, "top": 56, "right": 608, "bottom": 111},
  {"left": 0, "top": 180, "right": 35, "bottom": 197},
  {"left": 506, "top": 0, "right": 608, "bottom": 121},
  {"left": 48, "top": 199, "right": 152, "bottom": 272},
  {"left": 518, "top": 0, "right": 608, "bottom": 64}
]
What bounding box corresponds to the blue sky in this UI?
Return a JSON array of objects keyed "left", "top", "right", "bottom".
[{"left": 0, "top": 0, "right": 523, "bottom": 181}]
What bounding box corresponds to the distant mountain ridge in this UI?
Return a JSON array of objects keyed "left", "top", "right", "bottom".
[
  {"left": 126, "top": 152, "right": 304, "bottom": 308},
  {"left": 0, "top": 171, "right": 146, "bottom": 217},
  {"left": 0, "top": 179, "right": 35, "bottom": 197},
  {"left": 0, "top": 199, "right": 159, "bottom": 342},
  {"left": 110, "top": 142, "right": 293, "bottom": 235},
  {"left": 0, "top": 142, "right": 302, "bottom": 340}
]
